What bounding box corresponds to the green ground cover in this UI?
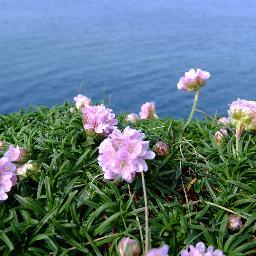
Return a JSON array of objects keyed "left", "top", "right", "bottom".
[{"left": 1, "top": 103, "right": 256, "bottom": 255}]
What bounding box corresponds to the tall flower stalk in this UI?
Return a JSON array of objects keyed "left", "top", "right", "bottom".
[
  {"left": 141, "top": 171, "right": 149, "bottom": 255},
  {"left": 183, "top": 90, "right": 200, "bottom": 131},
  {"left": 177, "top": 68, "right": 210, "bottom": 131},
  {"left": 235, "top": 122, "right": 242, "bottom": 154}
]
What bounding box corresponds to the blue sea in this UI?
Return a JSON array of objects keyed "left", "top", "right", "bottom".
[{"left": 1, "top": 0, "right": 256, "bottom": 118}]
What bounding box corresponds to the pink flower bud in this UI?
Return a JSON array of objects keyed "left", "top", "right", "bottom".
[
  {"left": 0, "top": 141, "right": 5, "bottom": 150},
  {"left": 214, "top": 129, "right": 228, "bottom": 145},
  {"left": 117, "top": 237, "right": 141, "bottom": 256},
  {"left": 153, "top": 141, "right": 170, "bottom": 156},
  {"left": 227, "top": 214, "right": 243, "bottom": 231}
]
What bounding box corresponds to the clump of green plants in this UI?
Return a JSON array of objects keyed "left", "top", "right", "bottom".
[{"left": 1, "top": 69, "right": 256, "bottom": 255}]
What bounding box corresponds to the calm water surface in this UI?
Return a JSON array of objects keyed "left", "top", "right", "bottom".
[{"left": 1, "top": 0, "right": 256, "bottom": 118}]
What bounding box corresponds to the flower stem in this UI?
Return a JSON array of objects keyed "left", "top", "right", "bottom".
[
  {"left": 235, "top": 122, "right": 242, "bottom": 156},
  {"left": 141, "top": 171, "right": 149, "bottom": 255},
  {"left": 183, "top": 90, "right": 200, "bottom": 131}
]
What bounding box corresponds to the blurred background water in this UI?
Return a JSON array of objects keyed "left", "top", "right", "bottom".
[{"left": 0, "top": 0, "right": 256, "bottom": 118}]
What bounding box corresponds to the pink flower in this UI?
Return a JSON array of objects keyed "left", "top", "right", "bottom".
[
  {"left": 228, "top": 99, "right": 256, "bottom": 131},
  {"left": 98, "top": 127, "right": 155, "bottom": 182},
  {"left": 17, "top": 161, "right": 38, "bottom": 178},
  {"left": 218, "top": 117, "right": 230, "bottom": 125},
  {"left": 125, "top": 113, "right": 140, "bottom": 124},
  {"left": 0, "top": 157, "right": 16, "bottom": 201},
  {"left": 117, "top": 237, "right": 141, "bottom": 256},
  {"left": 177, "top": 68, "right": 210, "bottom": 92},
  {"left": 180, "top": 242, "right": 224, "bottom": 256},
  {"left": 139, "top": 102, "right": 157, "bottom": 119},
  {"left": 74, "top": 94, "right": 91, "bottom": 110},
  {"left": 147, "top": 244, "right": 169, "bottom": 256},
  {"left": 82, "top": 104, "right": 118, "bottom": 135},
  {"left": 4, "top": 145, "right": 28, "bottom": 162}
]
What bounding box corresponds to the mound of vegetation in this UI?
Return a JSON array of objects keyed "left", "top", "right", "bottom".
[{"left": 0, "top": 103, "right": 256, "bottom": 255}]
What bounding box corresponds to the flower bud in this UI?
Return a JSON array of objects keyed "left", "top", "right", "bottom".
[
  {"left": 70, "top": 107, "right": 76, "bottom": 113},
  {"left": 227, "top": 214, "right": 243, "bottom": 231},
  {"left": 117, "top": 237, "right": 140, "bottom": 256},
  {"left": 214, "top": 129, "right": 228, "bottom": 145},
  {"left": 0, "top": 141, "right": 5, "bottom": 150},
  {"left": 153, "top": 141, "right": 170, "bottom": 156},
  {"left": 17, "top": 161, "right": 39, "bottom": 179},
  {"left": 125, "top": 113, "right": 140, "bottom": 124}
]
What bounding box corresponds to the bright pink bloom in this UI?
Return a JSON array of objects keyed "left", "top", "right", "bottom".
[
  {"left": 180, "top": 242, "right": 224, "bottom": 256},
  {"left": 228, "top": 99, "right": 256, "bottom": 131},
  {"left": 177, "top": 68, "right": 210, "bottom": 92},
  {"left": 139, "top": 102, "right": 157, "bottom": 119},
  {"left": 147, "top": 244, "right": 169, "bottom": 256},
  {"left": 98, "top": 127, "right": 155, "bottom": 182},
  {"left": 74, "top": 94, "right": 91, "bottom": 110},
  {"left": 125, "top": 113, "right": 140, "bottom": 124},
  {"left": 82, "top": 104, "right": 118, "bottom": 135},
  {"left": 0, "top": 157, "right": 16, "bottom": 201},
  {"left": 4, "top": 145, "right": 28, "bottom": 162}
]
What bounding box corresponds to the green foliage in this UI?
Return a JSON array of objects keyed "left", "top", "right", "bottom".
[{"left": 0, "top": 103, "right": 256, "bottom": 255}]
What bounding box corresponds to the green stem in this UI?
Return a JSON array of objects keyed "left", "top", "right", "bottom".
[
  {"left": 141, "top": 171, "right": 149, "bottom": 255},
  {"left": 183, "top": 90, "right": 200, "bottom": 131}
]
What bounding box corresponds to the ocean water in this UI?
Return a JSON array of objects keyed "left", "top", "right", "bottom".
[{"left": 0, "top": 0, "right": 256, "bottom": 118}]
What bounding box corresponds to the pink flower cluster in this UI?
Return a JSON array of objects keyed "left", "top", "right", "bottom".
[
  {"left": 0, "top": 145, "right": 29, "bottom": 201},
  {"left": 98, "top": 127, "right": 155, "bottom": 182},
  {"left": 177, "top": 68, "right": 210, "bottom": 92},
  {"left": 74, "top": 94, "right": 91, "bottom": 110},
  {"left": 181, "top": 242, "right": 224, "bottom": 256},
  {"left": 228, "top": 99, "right": 256, "bottom": 131},
  {"left": 147, "top": 244, "right": 169, "bottom": 256},
  {"left": 0, "top": 157, "right": 16, "bottom": 201},
  {"left": 82, "top": 104, "right": 118, "bottom": 135},
  {"left": 139, "top": 102, "right": 157, "bottom": 119},
  {"left": 5, "top": 145, "right": 28, "bottom": 162}
]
